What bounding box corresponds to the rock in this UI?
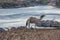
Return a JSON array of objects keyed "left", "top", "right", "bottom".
[
  {"left": 0, "top": 28, "right": 5, "bottom": 32},
  {"left": 11, "top": 27, "right": 16, "bottom": 30},
  {"left": 36, "top": 20, "right": 60, "bottom": 27},
  {"left": 17, "top": 26, "right": 26, "bottom": 29}
]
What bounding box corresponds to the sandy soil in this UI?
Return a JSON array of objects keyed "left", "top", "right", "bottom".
[{"left": 0, "top": 28, "right": 60, "bottom": 40}]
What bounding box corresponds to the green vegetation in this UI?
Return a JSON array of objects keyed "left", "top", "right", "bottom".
[
  {"left": 39, "top": 0, "right": 48, "bottom": 5},
  {"left": 56, "top": 0, "right": 60, "bottom": 8},
  {"left": 0, "top": 0, "right": 60, "bottom": 8}
]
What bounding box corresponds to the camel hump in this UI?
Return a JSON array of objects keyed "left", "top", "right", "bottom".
[
  {"left": 30, "top": 17, "right": 37, "bottom": 19},
  {"left": 30, "top": 17, "right": 35, "bottom": 18}
]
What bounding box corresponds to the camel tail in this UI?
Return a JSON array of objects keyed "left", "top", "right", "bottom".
[{"left": 26, "top": 21, "right": 28, "bottom": 27}]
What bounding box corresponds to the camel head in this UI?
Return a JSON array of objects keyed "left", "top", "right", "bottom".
[{"left": 40, "top": 15, "right": 45, "bottom": 20}]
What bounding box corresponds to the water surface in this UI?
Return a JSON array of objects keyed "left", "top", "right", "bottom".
[{"left": 0, "top": 5, "right": 60, "bottom": 28}]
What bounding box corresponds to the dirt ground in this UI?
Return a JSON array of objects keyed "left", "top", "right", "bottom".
[{"left": 0, "top": 28, "right": 60, "bottom": 40}]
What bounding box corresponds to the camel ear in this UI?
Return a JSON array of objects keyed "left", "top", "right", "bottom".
[
  {"left": 40, "top": 15, "right": 45, "bottom": 20},
  {"left": 41, "top": 15, "right": 45, "bottom": 18},
  {"left": 40, "top": 15, "right": 45, "bottom": 18}
]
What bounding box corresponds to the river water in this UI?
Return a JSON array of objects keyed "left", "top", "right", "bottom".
[{"left": 0, "top": 5, "right": 60, "bottom": 28}]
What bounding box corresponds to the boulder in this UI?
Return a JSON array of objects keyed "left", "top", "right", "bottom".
[
  {"left": 0, "top": 28, "right": 5, "bottom": 32},
  {"left": 11, "top": 27, "right": 16, "bottom": 30},
  {"left": 36, "top": 20, "right": 60, "bottom": 27}
]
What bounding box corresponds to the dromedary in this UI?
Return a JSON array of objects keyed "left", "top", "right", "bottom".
[{"left": 26, "top": 15, "right": 45, "bottom": 28}]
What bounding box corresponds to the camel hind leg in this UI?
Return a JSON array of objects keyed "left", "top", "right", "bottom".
[
  {"left": 35, "top": 23, "right": 37, "bottom": 28},
  {"left": 26, "top": 20, "right": 30, "bottom": 28}
]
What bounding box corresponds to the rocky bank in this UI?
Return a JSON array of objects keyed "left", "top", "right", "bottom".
[{"left": 0, "top": 28, "right": 60, "bottom": 40}]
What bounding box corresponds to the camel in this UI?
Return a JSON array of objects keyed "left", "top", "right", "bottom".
[{"left": 26, "top": 15, "right": 45, "bottom": 28}]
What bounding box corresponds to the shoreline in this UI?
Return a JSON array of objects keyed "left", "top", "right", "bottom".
[
  {"left": 0, "top": 27, "right": 60, "bottom": 40},
  {"left": 0, "top": 26, "right": 60, "bottom": 33}
]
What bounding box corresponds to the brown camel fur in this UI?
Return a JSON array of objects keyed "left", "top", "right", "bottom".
[{"left": 26, "top": 15, "right": 45, "bottom": 28}]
